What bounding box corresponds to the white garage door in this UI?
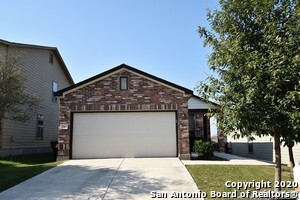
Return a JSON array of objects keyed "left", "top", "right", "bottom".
[{"left": 72, "top": 112, "right": 177, "bottom": 158}]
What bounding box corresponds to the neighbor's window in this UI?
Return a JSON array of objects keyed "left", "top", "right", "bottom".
[
  {"left": 36, "top": 114, "right": 44, "bottom": 139},
  {"left": 52, "top": 81, "right": 58, "bottom": 102},
  {"left": 49, "top": 53, "right": 54, "bottom": 64},
  {"left": 120, "top": 77, "right": 128, "bottom": 90}
]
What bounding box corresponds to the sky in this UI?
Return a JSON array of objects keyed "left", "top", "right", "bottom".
[{"left": 0, "top": 0, "right": 219, "bottom": 91}]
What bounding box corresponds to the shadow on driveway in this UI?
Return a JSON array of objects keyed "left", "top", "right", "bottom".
[{"left": 0, "top": 158, "right": 199, "bottom": 200}]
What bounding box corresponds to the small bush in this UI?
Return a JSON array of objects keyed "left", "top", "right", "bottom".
[{"left": 193, "top": 140, "right": 214, "bottom": 159}]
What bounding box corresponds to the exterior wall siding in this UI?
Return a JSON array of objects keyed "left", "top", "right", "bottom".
[
  {"left": 230, "top": 142, "right": 249, "bottom": 157},
  {"left": 252, "top": 142, "right": 273, "bottom": 161},
  {"left": 0, "top": 44, "right": 4, "bottom": 148},
  {"left": 230, "top": 142, "right": 273, "bottom": 162},
  {"left": 0, "top": 44, "right": 7, "bottom": 59},
  {"left": 57, "top": 69, "right": 192, "bottom": 159},
  {"left": 278, "top": 143, "right": 300, "bottom": 165},
  {"left": 0, "top": 118, "right": 2, "bottom": 148},
  {"left": 227, "top": 134, "right": 300, "bottom": 164},
  {"left": 1, "top": 46, "right": 72, "bottom": 152},
  {"left": 188, "top": 96, "right": 211, "bottom": 109}
]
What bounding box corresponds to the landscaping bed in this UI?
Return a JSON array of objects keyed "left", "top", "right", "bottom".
[{"left": 191, "top": 154, "right": 228, "bottom": 161}]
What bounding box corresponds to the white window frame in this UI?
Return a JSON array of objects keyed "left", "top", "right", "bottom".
[
  {"left": 120, "top": 76, "right": 128, "bottom": 91},
  {"left": 52, "top": 81, "right": 58, "bottom": 103}
]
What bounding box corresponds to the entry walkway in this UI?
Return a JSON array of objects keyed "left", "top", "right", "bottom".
[{"left": 182, "top": 152, "right": 274, "bottom": 166}]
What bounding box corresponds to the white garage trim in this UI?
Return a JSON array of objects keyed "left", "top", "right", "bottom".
[{"left": 71, "top": 112, "right": 177, "bottom": 159}]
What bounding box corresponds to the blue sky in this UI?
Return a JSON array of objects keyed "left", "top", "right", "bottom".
[{"left": 0, "top": 0, "right": 219, "bottom": 91}]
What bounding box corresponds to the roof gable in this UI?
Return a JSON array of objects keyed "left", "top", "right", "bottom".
[
  {"left": 0, "top": 39, "right": 74, "bottom": 85},
  {"left": 55, "top": 64, "right": 193, "bottom": 97}
]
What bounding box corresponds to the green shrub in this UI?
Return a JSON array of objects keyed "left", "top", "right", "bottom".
[{"left": 193, "top": 140, "right": 214, "bottom": 159}]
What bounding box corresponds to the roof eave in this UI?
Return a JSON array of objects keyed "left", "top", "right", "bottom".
[
  {"left": 0, "top": 39, "right": 74, "bottom": 85},
  {"left": 191, "top": 94, "right": 220, "bottom": 107},
  {"left": 52, "top": 50, "right": 74, "bottom": 85}
]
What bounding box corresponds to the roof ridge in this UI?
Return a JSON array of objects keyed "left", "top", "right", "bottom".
[{"left": 0, "top": 39, "right": 56, "bottom": 50}]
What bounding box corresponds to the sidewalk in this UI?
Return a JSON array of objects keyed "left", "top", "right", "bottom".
[{"left": 182, "top": 152, "right": 274, "bottom": 166}]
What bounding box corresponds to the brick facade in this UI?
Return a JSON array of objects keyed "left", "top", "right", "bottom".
[
  {"left": 192, "top": 111, "right": 210, "bottom": 140},
  {"left": 56, "top": 65, "right": 193, "bottom": 160},
  {"left": 188, "top": 110, "right": 211, "bottom": 151}
]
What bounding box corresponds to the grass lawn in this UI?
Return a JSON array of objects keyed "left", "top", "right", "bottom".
[
  {"left": 187, "top": 165, "right": 296, "bottom": 199},
  {"left": 0, "top": 153, "right": 63, "bottom": 192}
]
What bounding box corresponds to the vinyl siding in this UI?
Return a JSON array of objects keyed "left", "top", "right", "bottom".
[
  {"left": 0, "top": 44, "right": 7, "bottom": 148},
  {"left": 188, "top": 96, "right": 211, "bottom": 109},
  {"left": 278, "top": 143, "right": 300, "bottom": 165},
  {"left": 228, "top": 134, "right": 300, "bottom": 164},
  {"left": 2, "top": 46, "right": 72, "bottom": 149},
  {"left": 230, "top": 142, "right": 273, "bottom": 162},
  {"left": 230, "top": 142, "right": 248, "bottom": 156},
  {"left": 0, "top": 44, "right": 7, "bottom": 60},
  {"left": 252, "top": 142, "right": 273, "bottom": 161},
  {"left": 269, "top": 138, "right": 300, "bottom": 165},
  {"left": 227, "top": 135, "right": 273, "bottom": 162}
]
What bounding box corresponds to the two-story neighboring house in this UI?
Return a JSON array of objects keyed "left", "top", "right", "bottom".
[{"left": 0, "top": 39, "right": 74, "bottom": 156}]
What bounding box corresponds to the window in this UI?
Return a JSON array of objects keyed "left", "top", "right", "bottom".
[
  {"left": 189, "top": 114, "right": 195, "bottom": 137},
  {"left": 36, "top": 114, "right": 44, "bottom": 139},
  {"left": 248, "top": 138, "right": 253, "bottom": 154},
  {"left": 52, "top": 81, "right": 58, "bottom": 102},
  {"left": 120, "top": 77, "right": 128, "bottom": 90},
  {"left": 49, "top": 53, "right": 54, "bottom": 64}
]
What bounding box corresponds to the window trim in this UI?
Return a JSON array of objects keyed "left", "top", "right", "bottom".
[
  {"left": 189, "top": 114, "right": 196, "bottom": 137},
  {"left": 36, "top": 114, "right": 44, "bottom": 139},
  {"left": 120, "top": 76, "right": 128, "bottom": 91},
  {"left": 52, "top": 81, "right": 58, "bottom": 103}
]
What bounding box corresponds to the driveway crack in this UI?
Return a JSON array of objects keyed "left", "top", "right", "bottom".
[{"left": 102, "top": 158, "right": 125, "bottom": 200}]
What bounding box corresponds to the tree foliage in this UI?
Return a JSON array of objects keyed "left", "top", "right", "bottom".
[
  {"left": 0, "top": 54, "right": 39, "bottom": 122},
  {"left": 197, "top": 0, "right": 300, "bottom": 189}
]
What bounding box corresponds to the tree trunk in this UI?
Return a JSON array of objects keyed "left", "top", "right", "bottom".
[
  {"left": 274, "top": 132, "right": 282, "bottom": 191},
  {"left": 288, "top": 145, "right": 295, "bottom": 177},
  {"left": 0, "top": 117, "right": 1, "bottom": 133}
]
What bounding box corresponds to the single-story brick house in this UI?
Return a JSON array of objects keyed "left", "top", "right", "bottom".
[{"left": 55, "top": 64, "right": 212, "bottom": 160}]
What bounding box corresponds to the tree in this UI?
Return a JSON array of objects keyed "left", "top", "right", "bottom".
[
  {"left": 197, "top": 0, "right": 300, "bottom": 191},
  {"left": 0, "top": 54, "right": 39, "bottom": 122},
  {"left": 281, "top": 89, "right": 300, "bottom": 176}
]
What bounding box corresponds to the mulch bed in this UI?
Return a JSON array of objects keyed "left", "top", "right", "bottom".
[{"left": 191, "top": 156, "right": 228, "bottom": 161}]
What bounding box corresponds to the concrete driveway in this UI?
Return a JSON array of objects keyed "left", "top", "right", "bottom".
[{"left": 0, "top": 158, "right": 202, "bottom": 200}]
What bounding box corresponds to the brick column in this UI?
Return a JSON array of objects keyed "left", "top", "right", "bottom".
[
  {"left": 178, "top": 103, "right": 190, "bottom": 160},
  {"left": 57, "top": 104, "right": 71, "bottom": 160}
]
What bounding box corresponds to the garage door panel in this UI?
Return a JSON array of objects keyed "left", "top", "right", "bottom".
[{"left": 72, "top": 112, "right": 176, "bottom": 158}]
